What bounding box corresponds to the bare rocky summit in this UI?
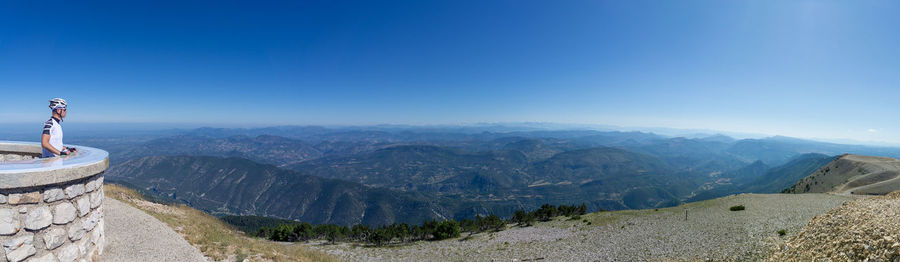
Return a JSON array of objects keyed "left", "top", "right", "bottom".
[
  {"left": 769, "top": 191, "right": 900, "bottom": 261},
  {"left": 786, "top": 154, "right": 900, "bottom": 195}
]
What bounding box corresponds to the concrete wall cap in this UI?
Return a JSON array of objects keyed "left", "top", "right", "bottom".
[{"left": 0, "top": 141, "right": 109, "bottom": 190}]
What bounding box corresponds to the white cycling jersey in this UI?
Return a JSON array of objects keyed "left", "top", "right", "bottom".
[{"left": 41, "top": 117, "right": 64, "bottom": 158}]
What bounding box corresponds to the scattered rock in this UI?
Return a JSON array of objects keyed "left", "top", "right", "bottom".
[
  {"left": 307, "top": 193, "right": 854, "bottom": 261},
  {"left": 769, "top": 191, "right": 900, "bottom": 261}
]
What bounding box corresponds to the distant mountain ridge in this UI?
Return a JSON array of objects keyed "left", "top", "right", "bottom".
[
  {"left": 114, "top": 127, "right": 900, "bottom": 169},
  {"left": 118, "top": 135, "right": 323, "bottom": 166}
]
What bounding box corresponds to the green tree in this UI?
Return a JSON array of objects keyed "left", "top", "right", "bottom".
[
  {"left": 367, "top": 226, "right": 393, "bottom": 246},
  {"left": 432, "top": 220, "right": 460, "bottom": 240},
  {"left": 459, "top": 218, "right": 476, "bottom": 233},
  {"left": 398, "top": 222, "right": 411, "bottom": 242},
  {"left": 326, "top": 227, "right": 343, "bottom": 244},
  {"left": 483, "top": 214, "right": 504, "bottom": 232},
  {"left": 350, "top": 224, "right": 370, "bottom": 242},
  {"left": 422, "top": 220, "right": 438, "bottom": 239}
]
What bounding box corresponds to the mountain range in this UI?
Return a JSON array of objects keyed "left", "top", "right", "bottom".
[{"left": 91, "top": 126, "right": 900, "bottom": 225}]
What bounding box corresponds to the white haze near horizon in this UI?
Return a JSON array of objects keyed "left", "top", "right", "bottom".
[{"left": 1, "top": 121, "right": 898, "bottom": 148}]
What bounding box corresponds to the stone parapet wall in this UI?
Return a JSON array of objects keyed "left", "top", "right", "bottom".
[
  {"left": 0, "top": 142, "right": 108, "bottom": 262},
  {"left": 0, "top": 176, "right": 104, "bottom": 262}
]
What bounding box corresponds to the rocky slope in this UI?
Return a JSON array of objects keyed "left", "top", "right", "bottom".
[
  {"left": 305, "top": 193, "right": 855, "bottom": 261},
  {"left": 769, "top": 191, "right": 900, "bottom": 261},
  {"left": 786, "top": 154, "right": 900, "bottom": 195}
]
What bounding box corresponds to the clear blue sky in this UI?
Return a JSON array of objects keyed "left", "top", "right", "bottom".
[{"left": 2, "top": 1, "right": 900, "bottom": 143}]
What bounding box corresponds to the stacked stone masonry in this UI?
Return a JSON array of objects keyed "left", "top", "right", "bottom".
[{"left": 0, "top": 175, "right": 104, "bottom": 262}]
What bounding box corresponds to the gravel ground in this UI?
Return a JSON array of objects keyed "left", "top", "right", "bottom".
[
  {"left": 304, "top": 193, "right": 857, "bottom": 262},
  {"left": 769, "top": 191, "right": 900, "bottom": 261},
  {"left": 100, "top": 197, "right": 207, "bottom": 262}
]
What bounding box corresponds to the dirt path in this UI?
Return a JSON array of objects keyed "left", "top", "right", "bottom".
[{"left": 99, "top": 197, "right": 207, "bottom": 262}]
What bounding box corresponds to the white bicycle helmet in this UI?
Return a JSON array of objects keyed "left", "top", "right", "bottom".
[{"left": 49, "top": 98, "right": 67, "bottom": 110}]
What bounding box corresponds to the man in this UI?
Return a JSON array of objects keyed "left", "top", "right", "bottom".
[{"left": 41, "top": 98, "right": 76, "bottom": 158}]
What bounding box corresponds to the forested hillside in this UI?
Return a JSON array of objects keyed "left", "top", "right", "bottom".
[
  {"left": 105, "top": 156, "right": 497, "bottom": 225},
  {"left": 93, "top": 126, "right": 900, "bottom": 225}
]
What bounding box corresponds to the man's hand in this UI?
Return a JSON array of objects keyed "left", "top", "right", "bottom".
[{"left": 60, "top": 147, "right": 77, "bottom": 156}]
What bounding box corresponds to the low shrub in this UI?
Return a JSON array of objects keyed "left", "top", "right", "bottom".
[{"left": 729, "top": 205, "right": 745, "bottom": 211}]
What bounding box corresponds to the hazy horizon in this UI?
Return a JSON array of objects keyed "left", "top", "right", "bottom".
[
  {"left": 3, "top": 1, "right": 900, "bottom": 143},
  {"left": 3, "top": 121, "right": 900, "bottom": 148}
]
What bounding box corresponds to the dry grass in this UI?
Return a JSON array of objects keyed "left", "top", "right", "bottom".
[{"left": 104, "top": 184, "right": 337, "bottom": 262}]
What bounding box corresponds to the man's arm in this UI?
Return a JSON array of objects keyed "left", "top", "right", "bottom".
[{"left": 41, "top": 133, "right": 62, "bottom": 155}]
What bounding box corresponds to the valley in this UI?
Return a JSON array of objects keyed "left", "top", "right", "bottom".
[{"left": 96, "top": 126, "right": 900, "bottom": 226}]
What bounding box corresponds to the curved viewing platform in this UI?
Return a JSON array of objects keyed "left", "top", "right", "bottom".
[
  {"left": 0, "top": 141, "right": 108, "bottom": 190},
  {"left": 0, "top": 141, "right": 108, "bottom": 262}
]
